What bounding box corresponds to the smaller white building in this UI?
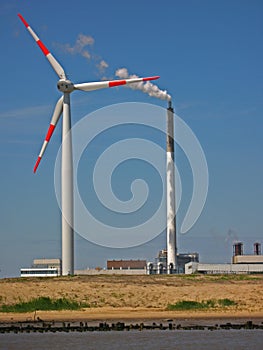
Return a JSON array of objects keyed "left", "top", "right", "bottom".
[{"left": 20, "top": 258, "right": 61, "bottom": 277}]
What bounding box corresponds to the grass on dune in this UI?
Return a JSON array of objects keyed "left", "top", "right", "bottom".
[
  {"left": 0, "top": 296, "right": 89, "bottom": 313},
  {"left": 167, "top": 298, "right": 237, "bottom": 311}
]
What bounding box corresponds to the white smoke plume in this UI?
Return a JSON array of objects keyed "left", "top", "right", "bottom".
[
  {"left": 115, "top": 68, "right": 171, "bottom": 101},
  {"left": 56, "top": 34, "right": 94, "bottom": 58},
  {"left": 55, "top": 34, "right": 109, "bottom": 73},
  {"left": 56, "top": 37, "right": 171, "bottom": 99},
  {"left": 97, "top": 59, "right": 109, "bottom": 73}
]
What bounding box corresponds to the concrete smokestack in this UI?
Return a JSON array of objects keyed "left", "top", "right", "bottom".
[{"left": 166, "top": 100, "right": 177, "bottom": 273}]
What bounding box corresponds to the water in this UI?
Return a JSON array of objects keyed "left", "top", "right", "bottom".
[{"left": 0, "top": 330, "right": 262, "bottom": 350}]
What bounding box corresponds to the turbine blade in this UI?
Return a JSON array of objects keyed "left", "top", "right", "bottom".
[
  {"left": 74, "top": 76, "right": 160, "bottom": 92},
  {"left": 34, "top": 97, "right": 63, "bottom": 173},
  {"left": 18, "top": 14, "right": 66, "bottom": 79}
]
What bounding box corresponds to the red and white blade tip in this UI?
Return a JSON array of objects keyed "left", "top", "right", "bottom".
[
  {"left": 34, "top": 157, "right": 41, "bottom": 173},
  {"left": 18, "top": 13, "right": 66, "bottom": 79},
  {"left": 18, "top": 14, "right": 29, "bottom": 27},
  {"left": 142, "top": 76, "right": 160, "bottom": 81},
  {"left": 18, "top": 14, "right": 50, "bottom": 57},
  {"left": 33, "top": 123, "right": 56, "bottom": 173}
]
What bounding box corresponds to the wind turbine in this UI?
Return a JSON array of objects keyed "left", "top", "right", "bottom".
[{"left": 18, "top": 14, "right": 159, "bottom": 276}]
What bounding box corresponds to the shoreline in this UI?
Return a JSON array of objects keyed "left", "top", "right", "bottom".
[
  {"left": 0, "top": 308, "right": 263, "bottom": 324},
  {"left": 0, "top": 309, "right": 262, "bottom": 334}
]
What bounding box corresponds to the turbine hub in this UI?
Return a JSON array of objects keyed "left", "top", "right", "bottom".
[{"left": 57, "top": 79, "right": 74, "bottom": 93}]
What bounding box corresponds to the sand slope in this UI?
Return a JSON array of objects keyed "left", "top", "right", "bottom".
[{"left": 0, "top": 274, "right": 262, "bottom": 321}]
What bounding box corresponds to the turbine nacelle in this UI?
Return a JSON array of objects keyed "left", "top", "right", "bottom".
[{"left": 57, "top": 79, "right": 74, "bottom": 93}]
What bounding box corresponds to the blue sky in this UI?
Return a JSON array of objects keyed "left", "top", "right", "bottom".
[{"left": 0, "top": 0, "right": 262, "bottom": 277}]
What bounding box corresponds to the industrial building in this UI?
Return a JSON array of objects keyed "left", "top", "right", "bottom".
[
  {"left": 75, "top": 260, "right": 147, "bottom": 275},
  {"left": 20, "top": 259, "right": 61, "bottom": 277},
  {"left": 185, "top": 243, "right": 263, "bottom": 275},
  {"left": 147, "top": 250, "right": 199, "bottom": 274},
  {"left": 185, "top": 262, "right": 263, "bottom": 274},
  {"left": 107, "top": 259, "right": 147, "bottom": 270},
  {"left": 232, "top": 242, "right": 263, "bottom": 264}
]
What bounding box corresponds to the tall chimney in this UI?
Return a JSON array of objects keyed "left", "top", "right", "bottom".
[{"left": 166, "top": 101, "right": 177, "bottom": 273}]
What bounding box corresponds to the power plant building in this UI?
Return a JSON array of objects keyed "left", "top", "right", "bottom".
[
  {"left": 185, "top": 243, "right": 263, "bottom": 274},
  {"left": 232, "top": 242, "right": 263, "bottom": 264},
  {"left": 185, "top": 262, "right": 263, "bottom": 274},
  {"left": 147, "top": 250, "right": 199, "bottom": 274},
  {"left": 75, "top": 260, "right": 147, "bottom": 275},
  {"left": 107, "top": 259, "right": 147, "bottom": 270}
]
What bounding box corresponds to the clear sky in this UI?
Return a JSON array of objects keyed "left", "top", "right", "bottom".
[{"left": 0, "top": 0, "right": 262, "bottom": 277}]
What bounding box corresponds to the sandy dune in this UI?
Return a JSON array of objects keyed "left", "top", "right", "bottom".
[{"left": 0, "top": 274, "right": 262, "bottom": 322}]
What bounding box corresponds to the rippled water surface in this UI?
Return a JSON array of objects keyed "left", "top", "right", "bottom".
[{"left": 0, "top": 330, "right": 262, "bottom": 350}]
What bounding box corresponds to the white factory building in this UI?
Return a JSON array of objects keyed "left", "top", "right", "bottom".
[
  {"left": 185, "top": 242, "right": 263, "bottom": 275},
  {"left": 20, "top": 259, "right": 61, "bottom": 277},
  {"left": 185, "top": 262, "right": 263, "bottom": 274}
]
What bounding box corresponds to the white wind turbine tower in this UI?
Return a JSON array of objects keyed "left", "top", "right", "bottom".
[{"left": 18, "top": 14, "right": 159, "bottom": 276}]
